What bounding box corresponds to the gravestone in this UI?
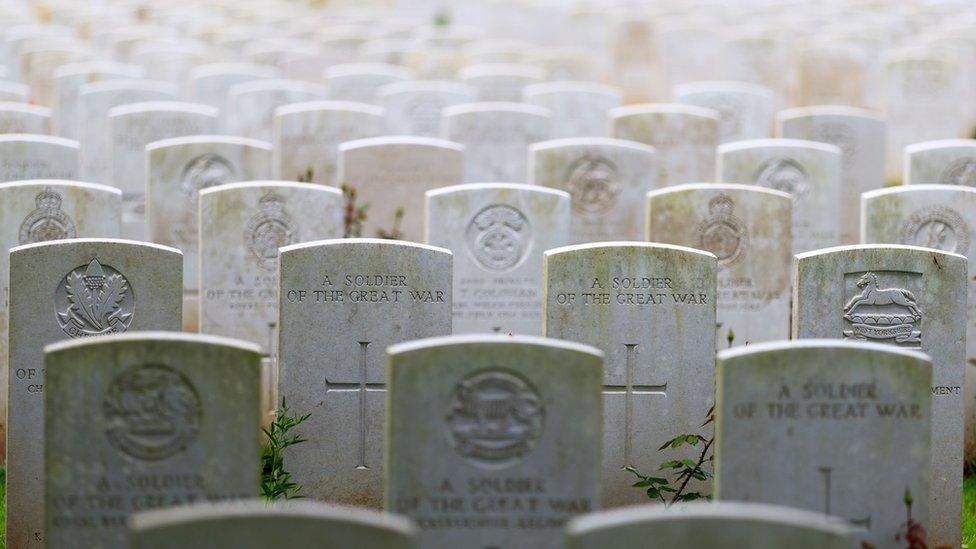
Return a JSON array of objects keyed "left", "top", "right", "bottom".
[
  {"left": 77, "top": 79, "right": 178, "bottom": 184},
  {"left": 200, "top": 181, "right": 343, "bottom": 351},
  {"left": 442, "top": 102, "right": 551, "bottom": 183},
  {"left": 778, "top": 106, "right": 886, "bottom": 245},
  {"left": 386, "top": 335, "right": 602, "bottom": 549},
  {"left": 717, "top": 138, "right": 841, "bottom": 254},
  {"left": 0, "top": 134, "right": 78, "bottom": 182},
  {"left": 53, "top": 61, "right": 145, "bottom": 139},
  {"left": 0, "top": 102, "right": 50, "bottom": 134},
  {"left": 278, "top": 239, "right": 452, "bottom": 508},
  {"left": 7, "top": 239, "right": 182, "bottom": 548},
  {"left": 610, "top": 104, "right": 719, "bottom": 186},
  {"left": 426, "top": 183, "right": 570, "bottom": 335},
  {"left": 796, "top": 44, "right": 869, "bottom": 108},
  {"left": 147, "top": 136, "right": 272, "bottom": 330},
  {"left": 129, "top": 500, "right": 419, "bottom": 549},
  {"left": 721, "top": 33, "right": 789, "bottom": 108},
  {"left": 904, "top": 139, "right": 976, "bottom": 186},
  {"left": 792, "top": 245, "right": 966, "bottom": 547},
  {"left": 566, "top": 502, "right": 859, "bottom": 549},
  {"left": 377, "top": 80, "right": 476, "bottom": 137},
  {"left": 647, "top": 184, "right": 791, "bottom": 347},
  {"left": 672, "top": 81, "right": 773, "bottom": 144},
  {"left": 523, "top": 81, "right": 622, "bottom": 138},
  {"left": 338, "top": 136, "right": 463, "bottom": 242},
  {"left": 19, "top": 45, "right": 90, "bottom": 107},
  {"left": 224, "top": 79, "right": 328, "bottom": 141},
  {"left": 0, "top": 80, "right": 28, "bottom": 103},
  {"left": 714, "top": 340, "right": 933, "bottom": 549},
  {"left": 0, "top": 180, "right": 121, "bottom": 464},
  {"left": 529, "top": 138, "right": 656, "bottom": 243},
  {"left": 188, "top": 62, "right": 277, "bottom": 111},
  {"left": 324, "top": 63, "right": 414, "bottom": 104},
  {"left": 543, "top": 243, "right": 717, "bottom": 506},
  {"left": 457, "top": 63, "right": 546, "bottom": 101},
  {"left": 45, "top": 333, "right": 261, "bottom": 548},
  {"left": 861, "top": 185, "right": 976, "bottom": 467},
  {"left": 272, "top": 101, "right": 385, "bottom": 185}
]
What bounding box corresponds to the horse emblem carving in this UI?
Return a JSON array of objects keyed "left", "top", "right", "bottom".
[{"left": 842, "top": 272, "right": 921, "bottom": 346}]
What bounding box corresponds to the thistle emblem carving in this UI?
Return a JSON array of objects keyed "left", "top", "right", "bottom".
[{"left": 55, "top": 258, "right": 134, "bottom": 338}]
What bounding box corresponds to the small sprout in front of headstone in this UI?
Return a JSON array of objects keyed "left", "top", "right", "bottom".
[
  {"left": 341, "top": 182, "right": 368, "bottom": 238},
  {"left": 726, "top": 328, "right": 735, "bottom": 348},
  {"left": 629, "top": 405, "right": 715, "bottom": 506},
  {"left": 261, "top": 398, "right": 311, "bottom": 502},
  {"left": 377, "top": 207, "right": 405, "bottom": 240},
  {"left": 433, "top": 10, "right": 451, "bottom": 28},
  {"left": 296, "top": 166, "right": 314, "bottom": 183}
]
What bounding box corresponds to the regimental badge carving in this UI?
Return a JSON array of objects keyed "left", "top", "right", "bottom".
[
  {"left": 55, "top": 259, "right": 134, "bottom": 338},
  {"left": 813, "top": 122, "right": 857, "bottom": 170},
  {"left": 103, "top": 364, "right": 202, "bottom": 461},
  {"left": 180, "top": 154, "right": 236, "bottom": 197},
  {"left": 938, "top": 158, "right": 976, "bottom": 187},
  {"left": 902, "top": 205, "right": 971, "bottom": 255},
  {"left": 18, "top": 187, "right": 77, "bottom": 244},
  {"left": 565, "top": 155, "right": 621, "bottom": 215},
  {"left": 843, "top": 272, "right": 922, "bottom": 347},
  {"left": 446, "top": 369, "right": 544, "bottom": 468},
  {"left": 755, "top": 157, "right": 810, "bottom": 197},
  {"left": 466, "top": 204, "right": 531, "bottom": 272},
  {"left": 696, "top": 194, "right": 747, "bottom": 266},
  {"left": 245, "top": 190, "right": 295, "bottom": 271}
]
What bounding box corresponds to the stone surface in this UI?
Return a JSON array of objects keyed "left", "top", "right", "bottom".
[
  {"left": 272, "top": 100, "right": 385, "bottom": 185},
  {"left": 0, "top": 102, "right": 49, "bottom": 134},
  {"left": 543, "top": 243, "right": 717, "bottom": 506},
  {"left": 7, "top": 239, "right": 182, "bottom": 548},
  {"left": 278, "top": 239, "right": 452, "bottom": 508},
  {"left": 324, "top": 62, "right": 414, "bottom": 104},
  {"left": 44, "top": 333, "right": 261, "bottom": 548},
  {"left": 778, "top": 106, "right": 886, "bottom": 245},
  {"left": 425, "top": 183, "right": 570, "bottom": 335},
  {"left": 792, "top": 245, "right": 966, "bottom": 547},
  {"left": 130, "top": 500, "right": 419, "bottom": 549},
  {"left": 0, "top": 81, "right": 28, "bottom": 103},
  {"left": 721, "top": 33, "right": 789, "bottom": 108},
  {"left": 904, "top": 139, "right": 976, "bottom": 186},
  {"left": 442, "top": 102, "right": 551, "bottom": 183},
  {"left": 338, "top": 136, "right": 463, "bottom": 242},
  {"left": 610, "top": 104, "right": 719, "bottom": 186},
  {"left": 19, "top": 45, "right": 90, "bottom": 108},
  {"left": 717, "top": 138, "right": 842, "bottom": 254},
  {"left": 796, "top": 44, "right": 869, "bottom": 108},
  {"left": 714, "top": 340, "right": 933, "bottom": 549},
  {"left": 188, "top": 62, "right": 277, "bottom": 111},
  {"left": 377, "top": 80, "right": 476, "bottom": 137},
  {"left": 523, "top": 81, "right": 622, "bottom": 138},
  {"left": 224, "top": 79, "right": 328, "bottom": 141},
  {"left": 672, "top": 81, "right": 773, "bottom": 144},
  {"left": 457, "top": 63, "right": 546, "bottom": 101},
  {"left": 647, "top": 183, "right": 791, "bottom": 347},
  {"left": 0, "top": 134, "right": 78, "bottom": 182},
  {"left": 386, "top": 335, "right": 602, "bottom": 549},
  {"left": 566, "top": 502, "right": 860, "bottom": 549},
  {"left": 529, "top": 138, "right": 657, "bottom": 243},
  {"left": 200, "top": 181, "right": 343, "bottom": 351}
]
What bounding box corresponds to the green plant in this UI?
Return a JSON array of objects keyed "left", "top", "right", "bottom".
[
  {"left": 261, "top": 398, "right": 311, "bottom": 501},
  {"left": 341, "top": 182, "right": 368, "bottom": 238},
  {"left": 627, "top": 406, "right": 715, "bottom": 505},
  {"left": 296, "top": 166, "right": 315, "bottom": 183},
  {"left": 433, "top": 10, "right": 451, "bottom": 27},
  {"left": 376, "top": 207, "right": 404, "bottom": 240}
]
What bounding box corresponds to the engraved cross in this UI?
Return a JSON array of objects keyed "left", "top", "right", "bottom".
[
  {"left": 325, "top": 341, "right": 385, "bottom": 470},
  {"left": 819, "top": 466, "right": 872, "bottom": 530},
  {"left": 604, "top": 343, "right": 667, "bottom": 468}
]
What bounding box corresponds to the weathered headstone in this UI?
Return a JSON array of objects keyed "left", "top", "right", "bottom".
[
  {"left": 778, "top": 106, "right": 886, "bottom": 245},
  {"left": 543, "top": 243, "right": 717, "bottom": 506},
  {"left": 523, "top": 81, "right": 622, "bottom": 138},
  {"left": 717, "top": 138, "right": 841, "bottom": 254},
  {"left": 904, "top": 139, "right": 976, "bottom": 186},
  {"left": 721, "top": 33, "right": 789, "bottom": 108},
  {"left": 714, "top": 340, "right": 933, "bottom": 549},
  {"left": 377, "top": 80, "right": 476, "bottom": 137},
  {"left": 0, "top": 80, "right": 29, "bottom": 103},
  {"left": 647, "top": 183, "right": 791, "bottom": 347},
  {"left": 272, "top": 100, "right": 385, "bottom": 185},
  {"left": 324, "top": 62, "right": 414, "bottom": 104},
  {"left": 278, "top": 239, "right": 452, "bottom": 508},
  {"left": 457, "top": 63, "right": 546, "bottom": 101},
  {"left": 796, "top": 43, "right": 869, "bottom": 108},
  {"left": 610, "top": 104, "right": 719, "bottom": 186},
  {"left": 19, "top": 44, "right": 90, "bottom": 107},
  {"left": 529, "top": 138, "right": 657, "bottom": 242},
  {"left": 386, "top": 335, "right": 602, "bottom": 548},
  {"left": 129, "top": 500, "right": 419, "bottom": 549},
  {"left": 0, "top": 134, "right": 78, "bottom": 182},
  {"left": 0, "top": 102, "right": 49, "bottom": 134},
  {"left": 52, "top": 61, "right": 145, "bottom": 139},
  {"left": 442, "top": 102, "right": 551, "bottom": 183},
  {"left": 188, "top": 62, "right": 276, "bottom": 111},
  {"left": 45, "top": 332, "right": 261, "bottom": 548},
  {"left": 338, "top": 136, "right": 463, "bottom": 242},
  {"left": 672, "top": 81, "right": 773, "bottom": 144},
  {"left": 792, "top": 245, "right": 966, "bottom": 547},
  {"left": 566, "top": 502, "right": 860, "bottom": 549},
  {"left": 426, "top": 183, "right": 570, "bottom": 335},
  {"left": 224, "top": 79, "right": 328, "bottom": 141},
  {"left": 7, "top": 239, "right": 182, "bottom": 548}
]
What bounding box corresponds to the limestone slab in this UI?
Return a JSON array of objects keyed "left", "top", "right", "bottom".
[
  {"left": 523, "top": 81, "right": 622, "bottom": 139},
  {"left": 53, "top": 62, "right": 145, "bottom": 139},
  {"left": 672, "top": 81, "right": 773, "bottom": 144},
  {"left": 377, "top": 80, "right": 476, "bottom": 137},
  {"left": 0, "top": 102, "right": 49, "bottom": 134},
  {"left": 457, "top": 63, "right": 546, "bottom": 102},
  {"left": 224, "top": 79, "right": 328, "bottom": 141},
  {"left": 324, "top": 63, "right": 414, "bottom": 104},
  {"left": 188, "top": 62, "right": 277, "bottom": 112},
  {"left": 0, "top": 134, "right": 78, "bottom": 182},
  {"left": 904, "top": 139, "right": 976, "bottom": 186}
]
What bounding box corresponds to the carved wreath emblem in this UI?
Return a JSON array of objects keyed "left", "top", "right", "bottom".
[
  {"left": 755, "top": 157, "right": 810, "bottom": 198},
  {"left": 446, "top": 370, "right": 544, "bottom": 468},
  {"left": 902, "top": 205, "right": 971, "bottom": 255},
  {"left": 55, "top": 258, "right": 134, "bottom": 338},
  {"left": 695, "top": 194, "right": 747, "bottom": 266},
  {"left": 565, "top": 155, "right": 621, "bottom": 215},
  {"left": 103, "top": 364, "right": 202, "bottom": 461},
  {"left": 180, "top": 153, "right": 236, "bottom": 197},
  {"left": 245, "top": 190, "right": 295, "bottom": 271},
  {"left": 465, "top": 204, "right": 530, "bottom": 272},
  {"left": 19, "top": 187, "right": 76, "bottom": 244},
  {"left": 842, "top": 272, "right": 922, "bottom": 347},
  {"left": 939, "top": 158, "right": 976, "bottom": 187}
]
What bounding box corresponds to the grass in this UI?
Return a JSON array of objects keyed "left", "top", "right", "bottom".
[{"left": 966, "top": 476, "right": 976, "bottom": 548}]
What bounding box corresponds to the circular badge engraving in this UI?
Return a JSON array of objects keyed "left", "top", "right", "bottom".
[
  {"left": 55, "top": 259, "right": 134, "bottom": 338},
  {"left": 446, "top": 370, "right": 544, "bottom": 468},
  {"left": 939, "top": 158, "right": 976, "bottom": 187},
  {"left": 180, "top": 154, "right": 236, "bottom": 197},
  {"left": 465, "top": 204, "right": 530, "bottom": 272},
  {"left": 902, "top": 205, "right": 971, "bottom": 255},
  {"left": 565, "top": 155, "right": 621, "bottom": 215},
  {"left": 755, "top": 157, "right": 810, "bottom": 197},
  {"left": 245, "top": 190, "right": 295, "bottom": 271},
  {"left": 103, "top": 364, "right": 202, "bottom": 461},
  {"left": 19, "top": 187, "right": 77, "bottom": 244},
  {"left": 696, "top": 195, "right": 747, "bottom": 266}
]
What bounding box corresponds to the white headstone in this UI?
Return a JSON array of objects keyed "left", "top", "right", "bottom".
[
  {"left": 52, "top": 61, "right": 145, "bottom": 139},
  {"left": 188, "top": 62, "right": 277, "bottom": 111},
  {"left": 0, "top": 102, "right": 49, "bottom": 134},
  {"left": 0, "top": 134, "right": 78, "bottom": 182},
  {"left": 904, "top": 139, "right": 976, "bottom": 186},
  {"left": 457, "top": 63, "right": 546, "bottom": 102},
  {"left": 523, "top": 81, "right": 622, "bottom": 138},
  {"left": 796, "top": 43, "right": 869, "bottom": 108},
  {"left": 377, "top": 80, "right": 476, "bottom": 137},
  {"left": 224, "top": 79, "right": 328, "bottom": 140},
  {"left": 672, "top": 81, "right": 773, "bottom": 144},
  {"left": 324, "top": 63, "right": 414, "bottom": 104}
]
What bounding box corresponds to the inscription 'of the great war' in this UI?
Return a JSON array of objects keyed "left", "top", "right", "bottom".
[
  {"left": 285, "top": 274, "right": 447, "bottom": 304},
  {"left": 552, "top": 276, "right": 709, "bottom": 306}
]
